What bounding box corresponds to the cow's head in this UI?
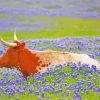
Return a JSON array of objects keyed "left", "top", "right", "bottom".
[{"left": 0, "top": 32, "right": 42, "bottom": 77}]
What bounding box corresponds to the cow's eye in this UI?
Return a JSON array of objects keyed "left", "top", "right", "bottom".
[{"left": 13, "top": 46, "right": 18, "bottom": 49}]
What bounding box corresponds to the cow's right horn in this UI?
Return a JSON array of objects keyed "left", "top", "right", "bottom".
[
  {"left": 14, "top": 29, "right": 18, "bottom": 41},
  {"left": 0, "top": 38, "right": 17, "bottom": 47}
]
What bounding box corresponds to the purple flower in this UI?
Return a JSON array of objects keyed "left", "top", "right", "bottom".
[
  {"left": 41, "top": 93, "right": 45, "bottom": 98},
  {"left": 47, "top": 68, "right": 53, "bottom": 73},
  {"left": 76, "top": 85, "right": 83, "bottom": 91},
  {"left": 0, "top": 87, "right": 6, "bottom": 94},
  {"left": 73, "top": 94, "right": 82, "bottom": 100},
  {"left": 42, "top": 78, "right": 46, "bottom": 84},
  {"left": 77, "top": 81, "right": 84, "bottom": 85},
  {"left": 91, "top": 65, "right": 97, "bottom": 71},
  {"left": 97, "top": 88, "right": 100, "bottom": 92},
  {"left": 55, "top": 89, "right": 62, "bottom": 94},
  {"left": 68, "top": 84, "right": 77, "bottom": 90},
  {"left": 34, "top": 91, "right": 39, "bottom": 95},
  {"left": 60, "top": 72, "right": 67, "bottom": 78},
  {"left": 43, "top": 87, "right": 50, "bottom": 92},
  {"left": 16, "top": 97, "right": 20, "bottom": 100},
  {"left": 58, "top": 84, "right": 62, "bottom": 89},
  {"left": 19, "top": 90, "right": 25, "bottom": 95},
  {"left": 72, "top": 73, "right": 77, "bottom": 78},
  {"left": 87, "top": 81, "right": 91, "bottom": 86},
  {"left": 88, "top": 86, "right": 93, "bottom": 90},
  {"left": 0, "top": 78, "right": 4, "bottom": 85},
  {"left": 84, "top": 89, "right": 89, "bottom": 94},
  {"left": 88, "top": 74, "right": 92, "bottom": 78},
  {"left": 66, "top": 91, "right": 70, "bottom": 96},
  {"left": 57, "top": 79, "right": 63, "bottom": 83},
  {"left": 93, "top": 78, "right": 97, "bottom": 81},
  {"left": 49, "top": 85, "right": 54, "bottom": 91},
  {"left": 62, "top": 93, "right": 65, "bottom": 96},
  {"left": 28, "top": 88, "right": 34, "bottom": 94},
  {"left": 71, "top": 64, "right": 76, "bottom": 70},
  {"left": 78, "top": 66, "right": 82, "bottom": 71}
]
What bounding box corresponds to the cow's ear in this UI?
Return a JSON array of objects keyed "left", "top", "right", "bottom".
[{"left": 21, "top": 42, "right": 25, "bottom": 48}]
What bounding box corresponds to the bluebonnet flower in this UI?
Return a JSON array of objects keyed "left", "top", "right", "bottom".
[
  {"left": 49, "top": 85, "right": 54, "bottom": 91},
  {"left": 47, "top": 68, "right": 53, "bottom": 73},
  {"left": 87, "top": 81, "right": 91, "bottom": 86},
  {"left": 63, "top": 83, "right": 67, "bottom": 87},
  {"left": 68, "top": 84, "right": 77, "bottom": 90},
  {"left": 41, "top": 93, "right": 45, "bottom": 98},
  {"left": 28, "top": 88, "right": 34, "bottom": 94},
  {"left": 71, "top": 64, "right": 77, "bottom": 70},
  {"left": 0, "top": 87, "right": 6, "bottom": 94},
  {"left": 34, "top": 82, "right": 40, "bottom": 87},
  {"left": 0, "top": 78, "right": 4, "bottom": 86},
  {"left": 78, "top": 66, "right": 83, "bottom": 71},
  {"left": 73, "top": 93, "right": 82, "bottom": 100},
  {"left": 60, "top": 72, "right": 67, "bottom": 78},
  {"left": 53, "top": 73, "right": 58, "bottom": 79},
  {"left": 19, "top": 90, "right": 25, "bottom": 95},
  {"left": 58, "top": 84, "right": 62, "bottom": 89},
  {"left": 43, "top": 87, "right": 50, "bottom": 92},
  {"left": 57, "top": 78, "right": 63, "bottom": 83},
  {"left": 76, "top": 85, "right": 83, "bottom": 91},
  {"left": 0, "top": 50, "right": 3, "bottom": 55},
  {"left": 92, "top": 78, "right": 97, "bottom": 81},
  {"left": 62, "top": 92, "right": 65, "bottom": 96},
  {"left": 55, "top": 89, "right": 62, "bottom": 94},
  {"left": 88, "top": 73, "right": 92, "bottom": 78},
  {"left": 91, "top": 65, "right": 97, "bottom": 72},
  {"left": 82, "top": 64, "right": 90, "bottom": 70},
  {"left": 74, "top": 89, "right": 79, "bottom": 95},
  {"left": 97, "top": 88, "right": 100, "bottom": 92},
  {"left": 71, "top": 73, "right": 77, "bottom": 78},
  {"left": 15, "top": 96, "right": 19, "bottom": 100},
  {"left": 3, "top": 72, "right": 9, "bottom": 78},
  {"left": 42, "top": 78, "right": 46, "bottom": 84},
  {"left": 66, "top": 91, "right": 70, "bottom": 96},
  {"left": 84, "top": 89, "right": 89, "bottom": 94},
  {"left": 88, "top": 85, "right": 93, "bottom": 90},
  {"left": 95, "top": 51, "right": 100, "bottom": 56},
  {"left": 34, "top": 91, "right": 39, "bottom": 95},
  {"left": 77, "top": 81, "right": 84, "bottom": 85},
  {"left": 88, "top": 69, "right": 93, "bottom": 73},
  {"left": 78, "top": 62, "right": 82, "bottom": 66},
  {"left": 92, "top": 87, "right": 97, "bottom": 92},
  {"left": 38, "top": 97, "right": 42, "bottom": 100}
]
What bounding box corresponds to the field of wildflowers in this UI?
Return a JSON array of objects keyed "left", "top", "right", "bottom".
[
  {"left": 0, "top": 38, "right": 100, "bottom": 100},
  {"left": 0, "top": 0, "right": 100, "bottom": 100},
  {"left": 0, "top": 0, "right": 100, "bottom": 33}
]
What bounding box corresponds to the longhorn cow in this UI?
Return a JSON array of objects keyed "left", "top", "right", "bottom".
[{"left": 0, "top": 33, "right": 100, "bottom": 77}]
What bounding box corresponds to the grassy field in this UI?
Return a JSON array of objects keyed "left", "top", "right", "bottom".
[
  {"left": 0, "top": 17, "right": 100, "bottom": 40},
  {"left": 0, "top": 17, "right": 100, "bottom": 100}
]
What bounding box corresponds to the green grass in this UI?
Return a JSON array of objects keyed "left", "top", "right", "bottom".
[{"left": 0, "top": 17, "right": 100, "bottom": 40}]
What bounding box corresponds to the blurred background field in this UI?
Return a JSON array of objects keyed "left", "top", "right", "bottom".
[{"left": 0, "top": 0, "right": 100, "bottom": 39}]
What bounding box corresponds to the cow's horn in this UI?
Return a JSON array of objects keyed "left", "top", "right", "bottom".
[
  {"left": 0, "top": 38, "right": 17, "bottom": 47},
  {"left": 14, "top": 29, "right": 18, "bottom": 41}
]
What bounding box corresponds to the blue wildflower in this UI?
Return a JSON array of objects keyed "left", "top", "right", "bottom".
[
  {"left": 73, "top": 94, "right": 82, "bottom": 100},
  {"left": 55, "top": 89, "right": 62, "bottom": 94}
]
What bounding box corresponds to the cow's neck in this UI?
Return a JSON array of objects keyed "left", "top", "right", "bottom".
[{"left": 17, "top": 48, "right": 45, "bottom": 76}]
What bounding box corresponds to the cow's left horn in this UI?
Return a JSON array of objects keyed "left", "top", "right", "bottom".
[
  {"left": 14, "top": 29, "right": 18, "bottom": 41},
  {"left": 0, "top": 38, "right": 17, "bottom": 47}
]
